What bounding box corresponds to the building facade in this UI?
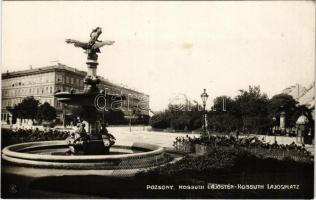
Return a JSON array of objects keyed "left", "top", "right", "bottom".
[
  {"left": 1, "top": 63, "right": 149, "bottom": 123},
  {"left": 282, "top": 83, "right": 307, "bottom": 100},
  {"left": 281, "top": 82, "right": 315, "bottom": 129}
]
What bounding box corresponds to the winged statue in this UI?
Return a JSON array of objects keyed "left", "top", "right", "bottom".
[{"left": 65, "top": 27, "right": 115, "bottom": 53}]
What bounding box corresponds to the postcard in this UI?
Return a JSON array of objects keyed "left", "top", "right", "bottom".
[{"left": 1, "top": 1, "right": 315, "bottom": 199}]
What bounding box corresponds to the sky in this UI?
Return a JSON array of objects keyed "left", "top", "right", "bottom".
[{"left": 2, "top": 1, "right": 315, "bottom": 111}]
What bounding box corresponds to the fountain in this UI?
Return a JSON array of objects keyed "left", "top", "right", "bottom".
[
  {"left": 57, "top": 26, "right": 117, "bottom": 155},
  {"left": 2, "top": 27, "right": 170, "bottom": 170}
]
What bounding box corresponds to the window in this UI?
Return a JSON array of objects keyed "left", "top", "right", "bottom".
[
  {"left": 70, "top": 77, "right": 74, "bottom": 84},
  {"left": 50, "top": 86, "right": 53, "bottom": 94},
  {"left": 57, "top": 75, "right": 63, "bottom": 83},
  {"left": 66, "top": 76, "right": 69, "bottom": 84}
]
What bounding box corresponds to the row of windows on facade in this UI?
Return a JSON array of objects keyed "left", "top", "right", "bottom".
[
  {"left": 3, "top": 73, "right": 84, "bottom": 88},
  {"left": 55, "top": 86, "right": 83, "bottom": 93},
  {"left": 2, "top": 84, "right": 88, "bottom": 97},
  {"left": 56, "top": 74, "right": 84, "bottom": 86},
  {"left": 2, "top": 85, "right": 147, "bottom": 104},
  {"left": 3, "top": 73, "right": 55, "bottom": 88},
  {"left": 2, "top": 86, "right": 54, "bottom": 97},
  {"left": 2, "top": 73, "right": 54, "bottom": 87},
  {"left": 3, "top": 97, "right": 143, "bottom": 109},
  {"left": 3, "top": 73, "right": 144, "bottom": 99}
]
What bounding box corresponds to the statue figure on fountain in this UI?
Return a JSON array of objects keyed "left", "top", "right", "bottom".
[
  {"left": 100, "top": 124, "right": 116, "bottom": 145},
  {"left": 66, "top": 27, "right": 115, "bottom": 93},
  {"left": 65, "top": 27, "right": 115, "bottom": 60},
  {"left": 67, "top": 123, "right": 89, "bottom": 154}
]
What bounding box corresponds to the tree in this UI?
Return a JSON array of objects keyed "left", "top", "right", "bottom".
[
  {"left": 150, "top": 107, "right": 202, "bottom": 131},
  {"left": 104, "top": 109, "right": 126, "bottom": 125},
  {"left": 150, "top": 111, "right": 171, "bottom": 129},
  {"left": 8, "top": 96, "right": 39, "bottom": 121},
  {"left": 208, "top": 111, "right": 242, "bottom": 133},
  {"left": 268, "top": 94, "right": 299, "bottom": 127},
  {"left": 213, "top": 96, "right": 232, "bottom": 112},
  {"left": 37, "top": 102, "right": 57, "bottom": 121},
  {"left": 234, "top": 86, "right": 270, "bottom": 134}
]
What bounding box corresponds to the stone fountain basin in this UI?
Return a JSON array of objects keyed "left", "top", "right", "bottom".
[
  {"left": 2, "top": 141, "right": 168, "bottom": 170},
  {"left": 54, "top": 91, "right": 125, "bottom": 106}
]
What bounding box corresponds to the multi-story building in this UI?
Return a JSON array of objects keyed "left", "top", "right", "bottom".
[{"left": 1, "top": 63, "right": 149, "bottom": 123}]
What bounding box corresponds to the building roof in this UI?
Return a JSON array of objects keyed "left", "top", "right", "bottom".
[
  {"left": 98, "top": 76, "right": 148, "bottom": 96},
  {"left": 298, "top": 83, "right": 315, "bottom": 109},
  {"left": 2, "top": 63, "right": 149, "bottom": 97},
  {"left": 2, "top": 63, "right": 86, "bottom": 79},
  {"left": 282, "top": 83, "right": 307, "bottom": 100}
]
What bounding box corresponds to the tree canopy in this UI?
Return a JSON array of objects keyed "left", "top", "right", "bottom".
[
  {"left": 7, "top": 96, "right": 39, "bottom": 120},
  {"left": 150, "top": 85, "right": 313, "bottom": 134},
  {"left": 7, "top": 97, "right": 58, "bottom": 123},
  {"left": 37, "top": 102, "right": 57, "bottom": 121},
  {"left": 267, "top": 94, "right": 298, "bottom": 127}
]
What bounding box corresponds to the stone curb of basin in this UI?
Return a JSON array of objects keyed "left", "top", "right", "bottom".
[
  {"left": 2, "top": 155, "right": 183, "bottom": 178},
  {"left": 2, "top": 141, "right": 172, "bottom": 170},
  {"left": 2, "top": 142, "right": 183, "bottom": 177}
]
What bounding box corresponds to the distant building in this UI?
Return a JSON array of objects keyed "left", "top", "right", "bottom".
[
  {"left": 282, "top": 82, "right": 315, "bottom": 109},
  {"left": 282, "top": 83, "right": 307, "bottom": 100},
  {"left": 1, "top": 63, "right": 149, "bottom": 123},
  {"left": 282, "top": 82, "right": 315, "bottom": 120},
  {"left": 297, "top": 82, "right": 315, "bottom": 109}
]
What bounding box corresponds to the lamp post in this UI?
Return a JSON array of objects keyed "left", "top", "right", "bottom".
[
  {"left": 272, "top": 116, "right": 277, "bottom": 143},
  {"left": 200, "top": 89, "right": 209, "bottom": 137},
  {"left": 129, "top": 114, "right": 132, "bottom": 132}
]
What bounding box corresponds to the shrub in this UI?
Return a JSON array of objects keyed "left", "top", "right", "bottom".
[
  {"left": 1, "top": 128, "right": 69, "bottom": 148},
  {"left": 172, "top": 135, "right": 312, "bottom": 161}
]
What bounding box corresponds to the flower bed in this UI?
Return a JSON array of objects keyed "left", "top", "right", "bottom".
[
  {"left": 173, "top": 135, "right": 312, "bottom": 162},
  {"left": 1, "top": 128, "right": 69, "bottom": 148}
]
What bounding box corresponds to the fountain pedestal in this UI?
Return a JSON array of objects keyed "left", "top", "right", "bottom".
[
  {"left": 86, "top": 139, "right": 109, "bottom": 155},
  {"left": 55, "top": 27, "right": 116, "bottom": 155}
]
